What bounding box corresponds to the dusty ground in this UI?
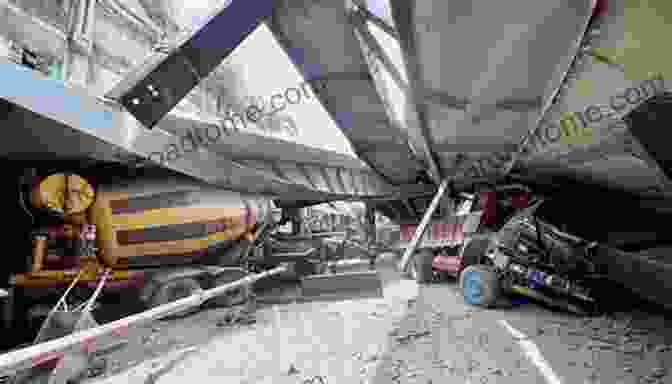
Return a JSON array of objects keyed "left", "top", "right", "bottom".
[{"left": 22, "top": 255, "right": 672, "bottom": 384}]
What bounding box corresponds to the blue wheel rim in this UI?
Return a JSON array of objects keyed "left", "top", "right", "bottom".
[{"left": 463, "top": 270, "right": 483, "bottom": 305}]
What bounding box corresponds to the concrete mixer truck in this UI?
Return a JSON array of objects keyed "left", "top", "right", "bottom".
[{"left": 2, "top": 171, "right": 331, "bottom": 347}]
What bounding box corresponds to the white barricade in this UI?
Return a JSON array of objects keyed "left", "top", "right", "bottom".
[{"left": 0, "top": 265, "right": 287, "bottom": 377}]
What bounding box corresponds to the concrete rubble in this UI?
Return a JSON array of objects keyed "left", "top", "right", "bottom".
[{"left": 15, "top": 263, "right": 670, "bottom": 384}]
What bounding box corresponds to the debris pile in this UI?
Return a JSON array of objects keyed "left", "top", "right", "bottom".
[
  {"left": 555, "top": 312, "right": 672, "bottom": 383},
  {"left": 215, "top": 305, "right": 257, "bottom": 327},
  {"left": 394, "top": 330, "right": 431, "bottom": 346}
]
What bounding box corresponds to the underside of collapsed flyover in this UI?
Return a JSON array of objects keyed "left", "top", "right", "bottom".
[
  {"left": 107, "top": 0, "right": 672, "bottom": 313},
  {"left": 6, "top": 1, "right": 672, "bottom": 383},
  {"left": 106, "top": 0, "right": 672, "bottom": 247},
  {"left": 3, "top": 0, "right": 672, "bottom": 308}
]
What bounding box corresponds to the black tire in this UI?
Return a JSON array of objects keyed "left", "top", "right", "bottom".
[
  {"left": 148, "top": 277, "right": 202, "bottom": 318},
  {"left": 459, "top": 265, "right": 501, "bottom": 308},
  {"left": 411, "top": 249, "right": 434, "bottom": 284},
  {"left": 460, "top": 236, "right": 492, "bottom": 271}
]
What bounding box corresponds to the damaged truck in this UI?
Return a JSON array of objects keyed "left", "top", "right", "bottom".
[{"left": 398, "top": 186, "right": 607, "bottom": 314}]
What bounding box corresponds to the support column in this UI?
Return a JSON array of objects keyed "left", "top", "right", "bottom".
[{"left": 398, "top": 179, "right": 450, "bottom": 274}]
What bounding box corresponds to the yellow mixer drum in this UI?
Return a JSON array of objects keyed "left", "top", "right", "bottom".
[
  {"left": 30, "top": 173, "right": 95, "bottom": 215},
  {"left": 89, "top": 177, "right": 272, "bottom": 268}
]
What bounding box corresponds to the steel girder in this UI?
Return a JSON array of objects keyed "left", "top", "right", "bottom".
[
  {"left": 103, "top": 0, "right": 431, "bottom": 198},
  {"left": 0, "top": 57, "right": 416, "bottom": 202}
]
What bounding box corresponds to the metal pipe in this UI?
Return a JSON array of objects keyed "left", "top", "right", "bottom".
[
  {"left": 0, "top": 266, "right": 287, "bottom": 377},
  {"left": 397, "top": 179, "right": 450, "bottom": 273}
]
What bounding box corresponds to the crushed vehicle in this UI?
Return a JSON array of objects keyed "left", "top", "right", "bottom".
[
  {"left": 401, "top": 186, "right": 607, "bottom": 314},
  {"left": 461, "top": 199, "right": 604, "bottom": 315}
]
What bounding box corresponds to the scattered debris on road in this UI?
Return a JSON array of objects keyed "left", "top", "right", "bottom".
[
  {"left": 215, "top": 305, "right": 257, "bottom": 327},
  {"left": 395, "top": 330, "right": 431, "bottom": 345},
  {"left": 143, "top": 347, "right": 198, "bottom": 384},
  {"left": 300, "top": 375, "right": 326, "bottom": 384},
  {"left": 287, "top": 363, "right": 300, "bottom": 375},
  {"left": 86, "top": 357, "right": 108, "bottom": 378}
]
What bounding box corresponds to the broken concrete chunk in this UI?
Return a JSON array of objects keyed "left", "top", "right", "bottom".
[
  {"left": 87, "top": 357, "right": 108, "bottom": 378},
  {"left": 365, "top": 354, "right": 379, "bottom": 362},
  {"left": 587, "top": 370, "right": 599, "bottom": 382},
  {"left": 642, "top": 375, "right": 661, "bottom": 384},
  {"left": 651, "top": 367, "right": 667, "bottom": 378},
  {"left": 588, "top": 340, "right": 615, "bottom": 350},
  {"left": 215, "top": 319, "right": 229, "bottom": 328},
  {"left": 141, "top": 335, "right": 154, "bottom": 345},
  {"left": 395, "top": 330, "right": 431, "bottom": 345},
  {"left": 619, "top": 342, "right": 644, "bottom": 354},
  {"left": 287, "top": 364, "right": 300, "bottom": 375}
]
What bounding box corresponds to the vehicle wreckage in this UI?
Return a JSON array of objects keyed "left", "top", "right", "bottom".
[{"left": 396, "top": 185, "right": 608, "bottom": 314}]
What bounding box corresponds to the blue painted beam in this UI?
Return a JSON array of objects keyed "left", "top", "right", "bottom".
[{"left": 110, "top": 0, "right": 275, "bottom": 130}]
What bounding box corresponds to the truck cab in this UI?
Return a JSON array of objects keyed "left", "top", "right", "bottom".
[{"left": 401, "top": 185, "right": 531, "bottom": 283}]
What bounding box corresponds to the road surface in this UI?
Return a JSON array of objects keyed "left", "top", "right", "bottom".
[{"left": 84, "top": 257, "right": 672, "bottom": 384}]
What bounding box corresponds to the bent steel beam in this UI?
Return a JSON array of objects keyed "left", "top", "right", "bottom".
[
  {"left": 0, "top": 58, "right": 403, "bottom": 201},
  {"left": 388, "top": 0, "right": 442, "bottom": 183},
  {"left": 268, "top": 1, "right": 425, "bottom": 186},
  {"left": 397, "top": 178, "right": 449, "bottom": 273},
  {"left": 106, "top": 0, "right": 274, "bottom": 129}
]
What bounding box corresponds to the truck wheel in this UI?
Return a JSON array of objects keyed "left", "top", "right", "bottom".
[
  {"left": 459, "top": 265, "right": 501, "bottom": 308},
  {"left": 460, "top": 236, "right": 491, "bottom": 271},
  {"left": 411, "top": 249, "right": 434, "bottom": 284},
  {"left": 148, "top": 277, "right": 202, "bottom": 318}
]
